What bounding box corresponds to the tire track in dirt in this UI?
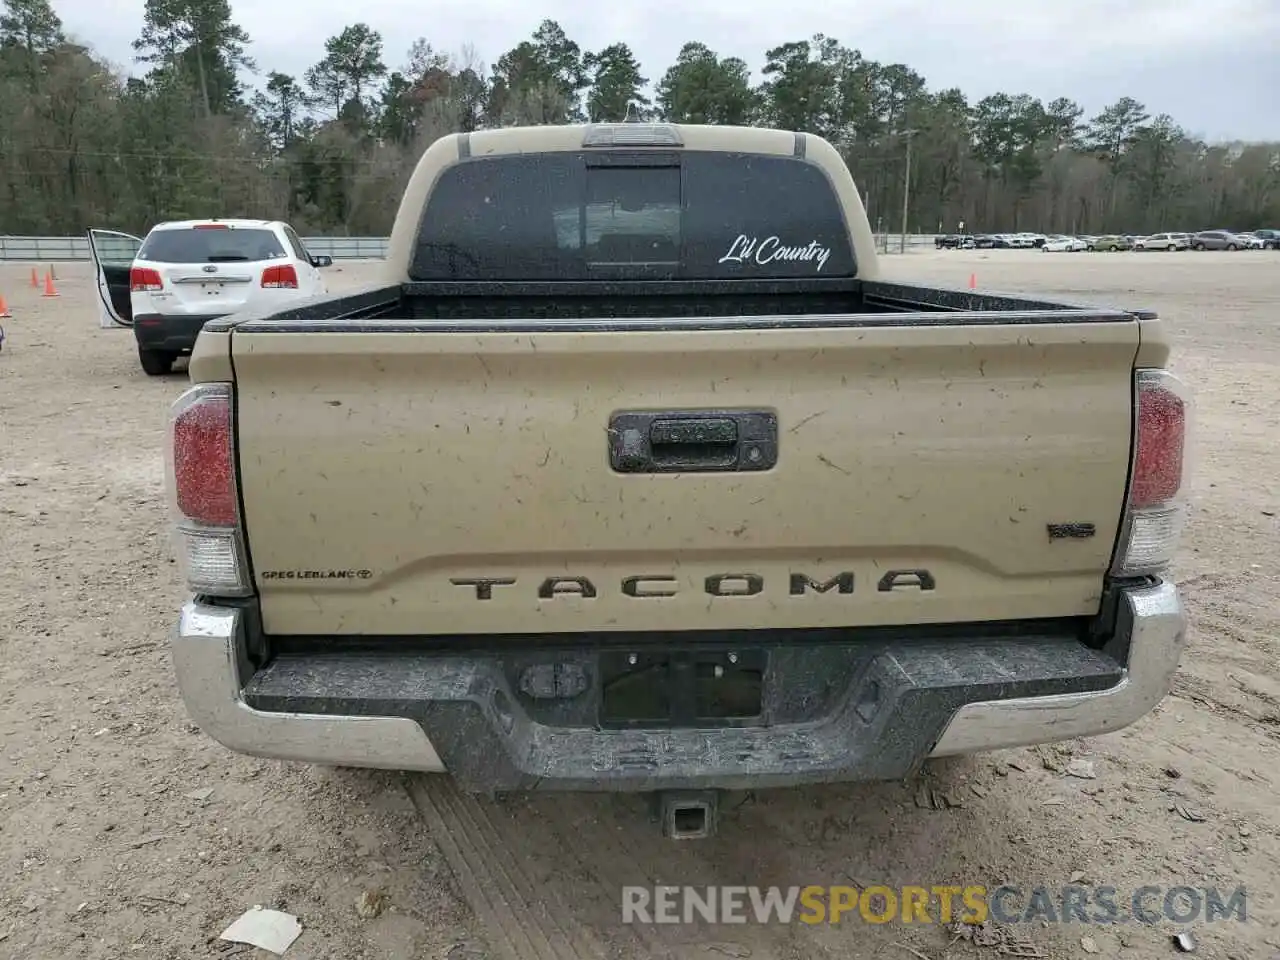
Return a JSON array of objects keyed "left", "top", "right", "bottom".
[
  {"left": 404, "top": 777, "right": 831, "bottom": 960},
  {"left": 1170, "top": 675, "right": 1280, "bottom": 739},
  {"left": 540, "top": 794, "right": 730, "bottom": 960},
  {"left": 404, "top": 775, "right": 604, "bottom": 960},
  {"left": 542, "top": 794, "right": 827, "bottom": 960}
]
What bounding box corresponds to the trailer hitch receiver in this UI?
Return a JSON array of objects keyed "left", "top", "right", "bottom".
[{"left": 658, "top": 790, "right": 719, "bottom": 840}]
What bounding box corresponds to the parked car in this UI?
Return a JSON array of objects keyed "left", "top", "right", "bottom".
[
  {"left": 1190, "top": 230, "right": 1249, "bottom": 251},
  {"left": 88, "top": 220, "right": 334, "bottom": 375},
  {"left": 1235, "top": 232, "right": 1265, "bottom": 249},
  {"left": 972, "top": 234, "right": 997, "bottom": 249},
  {"left": 1091, "top": 235, "right": 1133, "bottom": 252},
  {"left": 1252, "top": 228, "right": 1280, "bottom": 249},
  {"left": 935, "top": 234, "right": 976, "bottom": 250},
  {"left": 1134, "top": 233, "right": 1191, "bottom": 251},
  {"left": 1042, "top": 235, "right": 1089, "bottom": 252},
  {"left": 1001, "top": 233, "right": 1044, "bottom": 249}
]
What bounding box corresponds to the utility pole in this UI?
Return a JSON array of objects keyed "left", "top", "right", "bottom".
[{"left": 899, "top": 128, "right": 919, "bottom": 254}]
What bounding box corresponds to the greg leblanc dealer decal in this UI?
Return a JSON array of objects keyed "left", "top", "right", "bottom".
[{"left": 718, "top": 234, "right": 832, "bottom": 272}]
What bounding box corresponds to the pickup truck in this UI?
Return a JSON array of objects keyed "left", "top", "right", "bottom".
[{"left": 167, "top": 121, "right": 1190, "bottom": 839}]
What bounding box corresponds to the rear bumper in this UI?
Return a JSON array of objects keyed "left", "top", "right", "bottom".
[
  {"left": 171, "top": 582, "right": 1185, "bottom": 791},
  {"left": 133, "top": 313, "right": 226, "bottom": 353}
]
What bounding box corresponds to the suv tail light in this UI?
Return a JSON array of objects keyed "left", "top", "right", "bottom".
[
  {"left": 1112, "top": 369, "right": 1192, "bottom": 576},
  {"left": 261, "top": 265, "right": 298, "bottom": 289},
  {"left": 130, "top": 266, "right": 163, "bottom": 292},
  {"left": 166, "top": 383, "right": 251, "bottom": 596}
]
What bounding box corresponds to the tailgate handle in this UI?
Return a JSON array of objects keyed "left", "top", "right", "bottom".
[{"left": 610, "top": 410, "right": 778, "bottom": 474}]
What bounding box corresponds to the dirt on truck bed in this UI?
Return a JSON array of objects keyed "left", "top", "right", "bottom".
[{"left": 1, "top": 250, "right": 1278, "bottom": 960}]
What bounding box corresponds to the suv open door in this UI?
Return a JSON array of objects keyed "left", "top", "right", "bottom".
[{"left": 87, "top": 228, "right": 143, "bottom": 328}]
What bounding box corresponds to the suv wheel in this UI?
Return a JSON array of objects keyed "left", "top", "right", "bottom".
[
  {"left": 138, "top": 347, "right": 175, "bottom": 376},
  {"left": 1193, "top": 242, "right": 1205, "bottom": 251},
  {"left": 1226, "top": 243, "right": 1237, "bottom": 251},
  {"left": 1167, "top": 244, "right": 1177, "bottom": 251}
]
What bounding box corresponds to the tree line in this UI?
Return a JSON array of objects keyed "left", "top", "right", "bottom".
[{"left": 2, "top": 0, "right": 1278, "bottom": 238}]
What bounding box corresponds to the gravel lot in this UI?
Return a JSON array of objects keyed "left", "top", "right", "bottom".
[{"left": 1, "top": 250, "right": 1277, "bottom": 960}]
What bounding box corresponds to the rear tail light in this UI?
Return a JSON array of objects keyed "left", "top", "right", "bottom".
[
  {"left": 130, "top": 266, "right": 163, "bottom": 292},
  {"left": 166, "top": 383, "right": 251, "bottom": 596},
  {"left": 261, "top": 265, "right": 298, "bottom": 289},
  {"left": 1112, "top": 369, "right": 1192, "bottom": 577},
  {"left": 193, "top": 223, "right": 229, "bottom": 230}
]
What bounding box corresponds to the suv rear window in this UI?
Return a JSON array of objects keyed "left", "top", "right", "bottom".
[
  {"left": 410, "top": 150, "right": 856, "bottom": 281},
  {"left": 139, "top": 227, "right": 286, "bottom": 263}
]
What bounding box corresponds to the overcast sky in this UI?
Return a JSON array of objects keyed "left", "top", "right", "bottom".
[{"left": 57, "top": 0, "right": 1280, "bottom": 142}]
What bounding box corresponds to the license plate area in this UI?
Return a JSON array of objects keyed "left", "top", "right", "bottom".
[{"left": 598, "top": 648, "right": 766, "bottom": 728}]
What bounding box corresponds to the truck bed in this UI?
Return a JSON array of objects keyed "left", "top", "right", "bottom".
[
  {"left": 208, "top": 277, "right": 1143, "bottom": 638},
  {"left": 211, "top": 277, "right": 1134, "bottom": 328}
]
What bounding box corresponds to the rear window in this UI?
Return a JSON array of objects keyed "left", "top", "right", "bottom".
[
  {"left": 139, "top": 227, "right": 287, "bottom": 263},
  {"left": 410, "top": 151, "right": 856, "bottom": 281}
]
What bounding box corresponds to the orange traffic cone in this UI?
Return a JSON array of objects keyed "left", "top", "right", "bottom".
[
  {"left": 0, "top": 292, "right": 11, "bottom": 317},
  {"left": 968, "top": 272, "right": 977, "bottom": 290},
  {"left": 29, "top": 267, "right": 38, "bottom": 288},
  {"left": 42, "top": 270, "right": 59, "bottom": 298}
]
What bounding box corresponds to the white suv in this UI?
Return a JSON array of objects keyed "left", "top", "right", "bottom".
[
  {"left": 1134, "top": 232, "right": 1190, "bottom": 251},
  {"left": 87, "top": 219, "right": 333, "bottom": 376}
]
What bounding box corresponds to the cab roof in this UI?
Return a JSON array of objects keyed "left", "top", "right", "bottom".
[
  {"left": 150, "top": 219, "right": 278, "bottom": 231},
  {"left": 463, "top": 122, "right": 804, "bottom": 158}
]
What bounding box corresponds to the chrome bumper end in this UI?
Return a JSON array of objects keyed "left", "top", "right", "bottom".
[
  {"left": 171, "top": 602, "right": 445, "bottom": 771},
  {"left": 930, "top": 581, "right": 1186, "bottom": 756}
]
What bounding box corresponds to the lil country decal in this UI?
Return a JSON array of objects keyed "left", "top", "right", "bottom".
[{"left": 717, "top": 234, "right": 833, "bottom": 272}]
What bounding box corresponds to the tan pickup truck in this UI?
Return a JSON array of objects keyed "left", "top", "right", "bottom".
[{"left": 167, "top": 121, "right": 1190, "bottom": 839}]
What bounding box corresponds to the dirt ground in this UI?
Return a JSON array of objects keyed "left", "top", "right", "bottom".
[{"left": 1, "top": 250, "right": 1278, "bottom": 960}]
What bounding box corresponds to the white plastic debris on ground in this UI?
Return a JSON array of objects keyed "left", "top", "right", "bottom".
[{"left": 218, "top": 906, "right": 302, "bottom": 955}]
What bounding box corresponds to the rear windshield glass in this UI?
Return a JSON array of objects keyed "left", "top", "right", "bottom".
[
  {"left": 139, "top": 227, "right": 286, "bottom": 263},
  {"left": 410, "top": 150, "right": 856, "bottom": 281}
]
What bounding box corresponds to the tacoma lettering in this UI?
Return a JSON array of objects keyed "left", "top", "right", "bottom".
[
  {"left": 449, "top": 577, "right": 516, "bottom": 600},
  {"left": 537, "top": 576, "right": 597, "bottom": 599},
  {"left": 704, "top": 573, "right": 764, "bottom": 596},
  {"left": 448, "top": 571, "right": 933, "bottom": 598},
  {"left": 877, "top": 569, "right": 936, "bottom": 592},
  {"left": 790, "top": 572, "right": 855, "bottom": 595},
  {"left": 621, "top": 575, "right": 678, "bottom": 598}
]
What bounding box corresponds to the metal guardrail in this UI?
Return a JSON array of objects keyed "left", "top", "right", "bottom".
[
  {"left": 0, "top": 234, "right": 945, "bottom": 261},
  {"left": 303, "top": 237, "right": 389, "bottom": 259},
  {"left": 874, "top": 234, "right": 942, "bottom": 254},
  {"left": 0, "top": 235, "right": 391, "bottom": 261}
]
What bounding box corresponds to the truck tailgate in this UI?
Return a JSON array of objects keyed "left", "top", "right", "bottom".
[{"left": 230, "top": 319, "right": 1139, "bottom": 635}]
